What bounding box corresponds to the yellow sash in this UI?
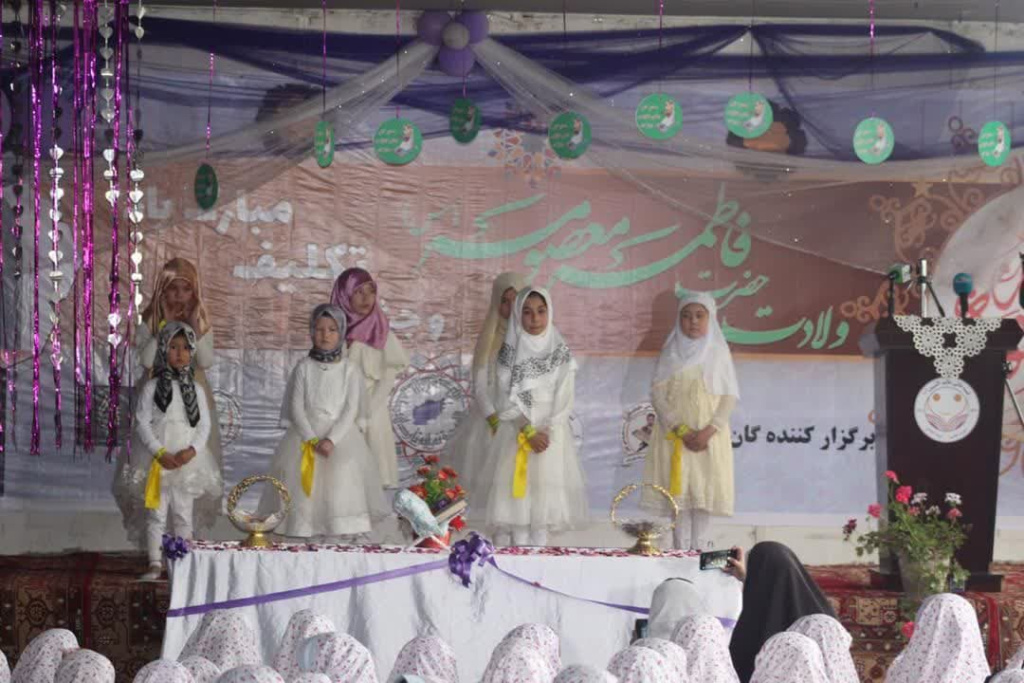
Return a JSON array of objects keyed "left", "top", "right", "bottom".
[
  {"left": 513, "top": 431, "right": 534, "bottom": 499},
  {"left": 300, "top": 438, "right": 320, "bottom": 497},
  {"left": 144, "top": 450, "right": 166, "bottom": 509},
  {"left": 665, "top": 425, "right": 692, "bottom": 496}
]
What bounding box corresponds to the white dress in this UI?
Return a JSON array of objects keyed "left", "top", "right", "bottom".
[
  {"left": 261, "top": 357, "right": 389, "bottom": 538},
  {"left": 134, "top": 381, "right": 222, "bottom": 516},
  {"left": 444, "top": 352, "right": 500, "bottom": 503},
  {"left": 347, "top": 332, "right": 409, "bottom": 488},
  {"left": 481, "top": 369, "right": 588, "bottom": 531},
  {"left": 113, "top": 324, "right": 224, "bottom": 546}
]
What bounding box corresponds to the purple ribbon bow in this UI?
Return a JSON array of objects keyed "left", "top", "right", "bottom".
[
  {"left": 448, "top": 532, "right": 494, "bottom": 587},
  {"left": 162, "top": 534, "right": 191, "bottom": 561}
]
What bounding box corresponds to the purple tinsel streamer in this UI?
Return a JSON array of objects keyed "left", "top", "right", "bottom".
[
  {"left": 82, "top": 0, "right": 96, "bottom": 452},
  {"left": 50, "top": 0, "right": 63, "bottom": 448},
  {"left": 72, "top": 0, "right": 82, "bottom": 449},
  {"left": 107, "top": 0, "right": 126, "bottom": 458},
  {"left": 0, "top": 8, "right": 6, "bottom": 479},
  {"left": 30, "top": 0, "right": 45, "bottom": 455}
]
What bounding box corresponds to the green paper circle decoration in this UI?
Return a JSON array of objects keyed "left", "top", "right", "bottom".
[
  {"left": 636, "top": 94, "right": 683, "bottom": 141},
  {"left": 548, "top": 112, "right": 591, "bottom": 160},
  {"left": 978, "top": 121, "right": 1011, "bottom": 167},
  {"left": 374, "top": 118, "right": 423, "bottom": 166},
  {"left": 314, "top": 120, "right": 335, "bottom": 168},
  {"left": 450, "top": 98, "right": 481, "bottom": 144},
  {"left": 725, "top": 93, "right": 773, "bottom": 139},
  {"left": 853, "top": 117, "right": 895, "bottom": 165},
  {"left": 194, "top": 163, "right": 218, "bottom": 210}
]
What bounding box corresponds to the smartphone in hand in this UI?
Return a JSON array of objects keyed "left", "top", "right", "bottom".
[{"left": 699, "top": 548, "right": 739, "bottom": 571}]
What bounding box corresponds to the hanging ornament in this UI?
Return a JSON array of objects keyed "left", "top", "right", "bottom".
[
  {"left": 725, "top": 93, "right": 772, "bottom": 139},
  {"left": 127, "top": 0, "right": 147, "bottom": 327},
  {"left": 853, "top": 116, "right": 894, "bottom": 164},
  {"left": 314, "top": 120, "right": 335, "bottom": 168},
  {"left": 450, "top": 97, "right": 479, "bottom": 144},
  {"left": 49, "top": 0, "right": 67, "bottom": 448},
  {"left": 194, "top": 162, "right": 219, "bottom": 210},
  {"left": 548, "top": 111, "right": 591, "bottom": 160},
  {"left": 979, "top": 121, "right": 1010, "bottom": 168},
  {"left": 375, "top": 118, "right": 422, "bottom": 166},
  {"left": 636, "top": 94, "right": 682, "bottom": 141},
  {"left": 29, "top": 0, "right": 45, "bottom": 453}
]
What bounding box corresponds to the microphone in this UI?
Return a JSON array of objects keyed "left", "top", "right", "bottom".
[
  {"left": 887, "top": 263, "right": 913, "bottom": 284},
  {"left": 953, "top": 272, "right": 973, "bottom": 319},
  {"left": 1019, "top": 253, "right": 1024, "bottom": 309}
]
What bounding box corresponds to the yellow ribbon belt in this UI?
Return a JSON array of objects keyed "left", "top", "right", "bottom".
[
  {"left": 665, "top": 425, "right": 692, "bottom": 497},
  {"left": 513, "top": 430, "right": 535, "bottom": 499},
  {"left": 300, "top": 438, "right": 319, "bottom": 497},
  {"left": 144, "top": 449, "right": 166, "bottom": 510}
]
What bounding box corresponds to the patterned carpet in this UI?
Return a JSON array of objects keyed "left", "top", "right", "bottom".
[{"left": 0, "top": 552, "right": 1020, "bottom": 682}]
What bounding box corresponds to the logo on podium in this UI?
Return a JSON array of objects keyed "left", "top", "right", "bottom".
[{"left": 914, "top": 377, "right": 980, "bottom": 443}]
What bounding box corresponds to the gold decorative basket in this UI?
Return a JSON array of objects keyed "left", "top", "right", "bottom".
[
  {"left": 610, "top": 483, "right": 679, "bottom": 556},
  {"left": 226, "top": 475, "right": 292, "bottom": 548}
]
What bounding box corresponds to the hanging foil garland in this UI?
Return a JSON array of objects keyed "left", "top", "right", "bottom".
[
  {"left": 126, "top": 0, "right": 145, "bottom": 328},
  {"left": 105, "top": 0, "right": 126, "bottom": 458},
  {"left": 8, "top": 2, "right": 26, "bottom": 446},
  {"left": 48, "top": 0, "right": 66, "bottom": 448},
  {"left": 71, "top": 0, "right": 82, "bottom": 448},
  {"left": 81, "top": 0, "right": 97, "bottom": 451},
  {"left": 0, "top": 2, "right": 7, "bottom": 474},
  {"left": 29, "top": 0, "right": 45, "bottom": 454}
]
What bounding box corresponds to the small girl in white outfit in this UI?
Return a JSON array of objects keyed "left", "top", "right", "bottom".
[
  {"left": 135, "top": 322, "right": 222, "bottom": 580},
  {"left": 260, "top": 304, "right": 388, "bottom": 540}
]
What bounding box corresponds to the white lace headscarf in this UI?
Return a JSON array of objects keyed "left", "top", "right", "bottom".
[{"left": 653, "top": 292, "right": 739, "bottom": 398}]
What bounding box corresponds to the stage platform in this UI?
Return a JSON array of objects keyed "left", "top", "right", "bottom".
[{"left": 0, "top": 550, "right": 1021, "bottom": 683}]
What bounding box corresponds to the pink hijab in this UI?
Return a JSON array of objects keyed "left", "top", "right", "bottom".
[{"left": 331, "top": 268, "right": 389, "bottom": 350}]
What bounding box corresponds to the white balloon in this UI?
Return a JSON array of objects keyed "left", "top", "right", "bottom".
[{"left": 442, "top": 22, "right": 470, "bottom": 50}]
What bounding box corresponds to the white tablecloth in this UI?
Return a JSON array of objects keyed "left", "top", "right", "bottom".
[{"left": 163, "top": 542, "right": 742, "bottom": 680}]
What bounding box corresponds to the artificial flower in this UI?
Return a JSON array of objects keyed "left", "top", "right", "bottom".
[
  {"left": 901, "top": 621, "right": 915, "bottom": 639},
  {"left": 437, "top": 470, "right": 449, "bottom": 481},
  {"left": 926, "top": 505, "right": 940, "bottom": 516},
  {"left": 416, "top": 466, "right": 431, "bottom": 476},
  {"left": 947, "top": 508, "right": 963, "bottom": 521},
  {"left": 945, "top": 492, "right": 962, "bottom": 506},
  {"left": 911, "top": 492, "right": 928, "bottom": 505},
  {"left": 868, "top": 504, "right": 882, "bottom": 519},
  {"left": 450, "top": 516, "right": 466, "bottom": 531},
  {"left": 441, "top": 467, "right": 458, "bottom": 478},
  {"left": 410, "top": 485, "right": 427, "bottom": 499},
  {"left": 424, "top": 455, "right": 440, "bottom": 465},
  {"left": 908, "top": 507, "right": 921, "bottom": 517},
  {"left": 895, "top": 486, "right": 913, "bottom": 504},
  {"left": 885, "top": 470, "right": 899, "bottom": 483}
]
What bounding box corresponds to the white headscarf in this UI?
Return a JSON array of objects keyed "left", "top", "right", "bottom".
[
  {"left": 290, "top": 676, "right": 332, "bottom": 683},
  {"left": 1007, "top": 643, "right": 1024, "bottom": 671},
  {"left": 1, "top": 650, "right": 9, "bottom": 683},
  {"left": 788, "top": 615, "right": 859, "bottom": 683},
  {"left": 388, "top": 635, "right": 458, "bottom": 683},
  {"left": 12, "top": 629, "right": 79, "bottom": 683},
  {"left": 133, "top": 660, "right": 194, "bottom": 683},
  {"left": 652, "top": 292, "right": 739, "bottom": 398},
  {"left": 214, "top": 666, "right": 283, "bottom": 683},
  {"left": 630, "top": 640, "right": 687, "bottom": 681},
  {"left": 749, "top": 633, "right": 829, "bottom": 683},
  {"left": 273, "top": 610, "right": 336, "bottom": 679},
  {"left": 180, "top": 657, "right": 221, "bottom": 683},
  {"left": 552, "top": 667, "right": 617, "bottom": 683},
  {"left": 497, "top": 287, "right": 576, "bottom": 419},
  {"left": 607, "top": 647, "right": 680, "bottom": 683},
  {"left": 885, "top": 594, "right": 989, "bottom": 683},
  {"left": 54, "top": 651, "right": 115, "bottom": 683},
  {"left": 298, "top": 633, "right": 378, "bottom": 683},
  {"left": 472, "top": 272, "right": 529, "bottom": 375},
  {"left": 481, "top": 642, "right": 554, "bottom": 683},
  {"left": 647, "top": 579, "right": 710, "bottom": 641},
  {"left": 992, "top": 672, "right": 1024, "bottom": 683},
  {"left": 179, "top": 612, "right": 261, "bottom": 672},
  {"left": 670, "top": 616, "right": 739, "bottom": 683}
]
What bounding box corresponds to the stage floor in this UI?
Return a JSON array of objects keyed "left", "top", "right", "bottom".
[{"left": 0, "top": 551, "right": 1021, "bottom": 683}]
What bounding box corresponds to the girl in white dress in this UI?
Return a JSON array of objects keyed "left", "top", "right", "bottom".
[
  {"left": 134, "top": 322, "right": 222, "bottom": 580},
  {"left": 482, "top": 287, "right": 587, "bottom": 546},
  {"left": 642, "top": 292, "right": 739, "bottom": 551},
  {"left": 262, "top": 304, "right": 388, "bottom": 539},
  {"left": 445, "top": 272, "right": 528, "bottom": 500},
  {"left": 114, "top": 257, "right": 223, "bottom": 548},
  {"left": 331, "top": 268, "right": 409, "bottom": 488}
]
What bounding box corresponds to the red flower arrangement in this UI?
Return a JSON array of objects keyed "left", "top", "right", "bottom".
[{"left": 407, "top": 455, "right": 467, "bottom": 535}]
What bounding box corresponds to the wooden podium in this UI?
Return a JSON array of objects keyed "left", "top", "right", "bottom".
[{"left": 860, "top": 317, "right": 1022, "bottom": 592}]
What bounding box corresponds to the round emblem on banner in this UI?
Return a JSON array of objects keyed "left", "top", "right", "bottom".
[
  {"left": 548, "top": 112, "right": 591, "bottom": 159},
  {"left": 450, "top": 97, "right": 480, "bottom": 144},
  {"left": 212, "top": 389, "right": 243, "bottom": 446},
  {"left": 314, "top": 120, "right": 335, "bottom": 168},
  {"left": 725, "top": 93, "right": 773, "bottom": 139},
  {"left": 636, "top": 94, "right": 682, "bottom": 140},
  {"left": 914, "top": 377, "right": 980, "bottom": 443},
  {"left": 622, "top": 402, "right": 657, "bottom": 465},
  {"left": 375, "top": 118, "right": 423, "bottom": 165},
  {"left": 194, "top": 163, "right": 218, "bottom": 210},
  {"left": 390, "top": 371, "right": 469, "bottom": 453},
  {"left": 853, "top": 117, "right": 895, "bottom": 165},
  {"left": 979, "top": 121, "right": 1011, "bottom": 167}
]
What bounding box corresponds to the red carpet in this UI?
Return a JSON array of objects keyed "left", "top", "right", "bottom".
[{"left": 0, "top": 553, "right": 1020, "bottom": 682}]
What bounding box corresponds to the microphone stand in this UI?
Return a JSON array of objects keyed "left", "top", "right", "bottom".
[{"left": 914, "top": 259, "right": 947, "bottom": 318}]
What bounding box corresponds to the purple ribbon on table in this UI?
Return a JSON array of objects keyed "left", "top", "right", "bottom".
[{"left": 165, "top": 537, "right": 735, "bottom": 629}]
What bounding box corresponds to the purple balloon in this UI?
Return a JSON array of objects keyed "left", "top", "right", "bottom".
[
  {"left": 456, "top": 11, "right": 489, "bottom": 44},
  {"left": 417, "top": 11, "right": 450, "bottom": 46},
  {"left": 438, "top": 46, "right": 475, "bottom": 78}
]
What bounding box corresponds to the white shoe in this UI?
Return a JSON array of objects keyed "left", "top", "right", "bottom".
[{"left": 140, "top": 562, "right": 163, "bottom": 581}]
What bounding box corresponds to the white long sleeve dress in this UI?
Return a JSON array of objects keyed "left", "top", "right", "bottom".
[{"left": 347, "top": 332, "right": 408, "bottom": 488}]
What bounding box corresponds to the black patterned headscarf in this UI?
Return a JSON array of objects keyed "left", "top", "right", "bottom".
[
  {"left": 154, "top": 321, "right": 201, "bottom": 428},
  {"left": 308, "top": 304, "right": 348, "bottom": 364}
]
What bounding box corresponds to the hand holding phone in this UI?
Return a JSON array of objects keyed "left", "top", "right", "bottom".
[{"left": 699, "top": 548, "right": 739, "bottom": 571}]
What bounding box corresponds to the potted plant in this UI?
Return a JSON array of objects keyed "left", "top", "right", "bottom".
[
  {"left": 843, "top": 470, "right": 968, "bottom": 600},
  {"left": 403, "top": 455, "right": 466, "bottom": 549}
]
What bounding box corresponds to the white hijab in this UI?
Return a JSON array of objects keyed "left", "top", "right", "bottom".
[
  {"left": 607, "top": 647, "right": 680, "bottom": 683},
  {"left": 630, "top": 640, "right": 687, "bottom": 681},
  {"left": 885, "top": 594, "right": 989, "bottom": 683},
  {"left": 788, "top": 615, "right": 858, "bottom": 683},
  {"left": 992, "top": 672, "right": 1024, "bottom": 683},
  {"left": 653, "top": 292, "right": 739, "bottom": 398},
  {"left": 298, "top": 633, "right": 378, "bottom": 683},
  {"left": 552, "top": 666, "right": 617, "bottom": 683},
  {"left": 1007, "top": 643, "right": 1024, "bottom": 671},
  {"left": 749, "top": 633, "right": 829, "bottom": 683},
  {"left": 481, "top": 641, "right": 554, "bottom": 683},
  {"left": 180, "top": 657, "right": 221, "bottom": 683},
  {"left": 670, "top": 616, "right": 739, "bottom": 683},
  {"left": 214, "top": 666, "right": 283, "bottom": 683},
  {"left": 647, "top": 579, "right": 710, "bottom": 641},
  {"left": 272, "top": 610, "right": 336, "bottom": 679},
  {"left": 12, "top": 629, "right": 79, "bottom": 683},
  {"left": 497, "top": 287, "right": 576, "bottom": 419},
  {"left": 54, "top": 651, "right": 115, "bottom": 683},
  {"left": 472, "top": 272, "right": 529, "bottom": 375},
  {"left": 387, "top": 635, "right": 459, "bottom": 683},
  {"left": 132, "top": 660, "right": 194, "bottom": 683},
  {"left": 179, "top": 611, "right": 261, "bottom": 672}
]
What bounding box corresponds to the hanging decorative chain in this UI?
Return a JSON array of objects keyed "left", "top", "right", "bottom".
[
  {"left": 29, "top": 0, "right": 46, "bottom": 454},
  {"left": 894, "top": 316, "right": 1003, "bottom": 379},
  {"left": 126, "top": 0, "right": 145, "bottom": 326},
  {"left": 48, "top": 0, "right": 66, "bottom": 447},
  {"left": 8, "top": 0, "right": 25, "bottom": 439}
]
